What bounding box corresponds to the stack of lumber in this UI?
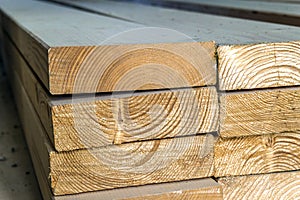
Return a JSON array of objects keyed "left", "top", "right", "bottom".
[
  {"left": 0, "top": 0, "right": 220, "bottom": 199},
  {"left": 2, "top": 0, "right": 300, "bottom": 199}
]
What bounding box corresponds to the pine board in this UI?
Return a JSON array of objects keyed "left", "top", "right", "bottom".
[
  {"left": 220, "top": 87, "right": 300, "bottom": 137},
  {"left": 214, "top": 132, "right": 300, "bottom": 177},
  {"left": 0, "top": 0, "right": 216, "bottom": 94},
  {"left": 122, "top": 0, "right": 300, "bottom": 26},
  {"left": 49, "top": 0, "right": 300, "bottom": 91},
  {"left": 4, "top": 33, "right": 218, "bottom": 151},
  {"left": 6, "top": 50, "right": 219, "bottom": 198},
  {"left": 219, "top": 171, "right": 300, "bottom": 200},
  {"left": 6, "top": 60, "right": 215, "bottom": 195}
]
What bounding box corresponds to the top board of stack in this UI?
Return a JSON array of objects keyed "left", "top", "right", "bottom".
[{"left": 1, "top": 0, "right": 300, "bottom": 199}]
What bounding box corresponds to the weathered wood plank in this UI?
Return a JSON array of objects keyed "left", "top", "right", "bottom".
[
  {"left": 4, "top": 33, "right": 218, "bottom": 151},
  {"left": 220, "top": 87, "right": 300, "bottom": 137},
  {"left": 214, "top": 133, "right": 300, "bottom": 177},
  {"left": 0, "top": 0, "right": 216, "bottom": 94},
  {"left": 219, "top": 171, "right": 300, "bottom": 200},
  {"left": 49, "top": 0, "right": 300, "bottom": 91}
]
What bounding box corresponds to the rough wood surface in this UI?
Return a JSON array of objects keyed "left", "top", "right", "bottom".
[
  {"left": 4, "top": 33, "right": 218, "bottom": 151},
  {"left": 220, "top": 87, "right": 300, "bottom": 137},
  {"left": 0, "top": 0, "right": 216, "bottom": 94},
  {"left": 219, "top": 171, "right": 300, "bottom": 200},
  {"left": 50, "top": 134, "right": 215, "bottom": 195},
  {"left": 218, "top": 42, "right": 300, "bottom": 90},
  {"left": 49, "top": 0, "right": 300, "bottom": 91},
  {"left": 7, "top": 62, "right": 215, "bottom": 195},
  {"left": 214, "top": 132, "right": 300, "bottom": 177},
  {"left": 5, "top": 50, "right": 218, "bottom": 197}
]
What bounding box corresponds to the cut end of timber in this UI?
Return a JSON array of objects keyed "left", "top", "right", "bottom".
[
  {"left": 51, "top": 87, "right": 219, "bottom": 151},
  {"left": 219, "top": 87, "right": 300, "bottom": 138},
  {"left": 214, "top": 133, "right": 300, "bottom": 177},
  {"left": 48, "top": 42, "right": 216, "bottom": 94},
  {"left": 50, "top": 135, "right": 214, "bottom": 195},
  {"left": 218, "top": 41, "right": 300, "bottom": 91},
  {"left": 219, "top": 171, "right": 300, "bottom": 199}
]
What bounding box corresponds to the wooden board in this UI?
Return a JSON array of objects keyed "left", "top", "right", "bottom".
[
  {"left": 0, "top": 0, "right": 216, "bottom": 94},
  {"left": 7, "top": 58, "right": 215, "bottom": 195},
  {"left": 47, "top": 0, "right": 300, "bottom": 91},
  {"left": 219, "top": 171, "right": 300, "bottom": 200},
  {"left": 218, "top": 42, "right": 300, "bottom": 90},
  {"left": 5, "top": 48, "right": 219, "bottom": 198},
  {"left": 220, "top": 87, "right": 300, "bottom": 137},
  {"left": 214, "top": 132, "right": 300, "bottom": 177},
  {"left": 4, "top": 33, "right": 218, "bottom": 151},
  {"left": 116, "top": 0, "right": 300, "bottom": 26}
]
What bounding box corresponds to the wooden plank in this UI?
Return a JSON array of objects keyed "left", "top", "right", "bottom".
[
  {"left": 218, "top": 42, "right": 300, "bottom": 90},
  {"left": 219, "top": 171, "right": 300, "bottom": 200},
  {"left": 0, "top": 0, "right": 216, "bottom": 94},
  {"left": 49, "top": 0, "right": 300, "bottom": 91},
  {"left": 214, "top": 132, "right": 300, "bottom": 177},
  {"left": 220, "top": 87, "right": 300, "bottom": 137},
  {"left": 4, "top": 33, "right": 218, "bottom": 151},
  {"left": 113, "top": 0, "right": 300, "bottom": 26},
  {"left": 5, "top": 49, "right": 220, "bottom": 198},
  {"left": 6, "top": 56, "right": 216, "bottom": 195}
]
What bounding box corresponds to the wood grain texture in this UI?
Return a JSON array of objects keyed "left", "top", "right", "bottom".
[
  {"left": 50, "top": 134, "right": 215, "bottom": 195},
  {"left": 48, "top": 0, "right": 300, "bottom": 44},
  {"left": 219, "top": 171, "right": 300, "bottom": 200},
  {"left": 5, "top": 51, "right": 218, "bottom": 198},
  {"left": 52, "top": 86, "right": 218, "bottom": 151},
  {"left": 218, "top": 42, "right": 300, "bottom": 90},
  {"left": 48, "top": 0, "right": 300, "bottom": 90},
  {"left": 0, "top": 0, "right": 216, "bottom": 94},
  {"left": 48, "top": 42, "right": 216, "bottom": 94},
  {"left": 4, "top": 34, "right": 218, "bottom": 151},
  {"left": 220, "top": 87, "right": 300, "bottom": 137},
  {"left": 214, "top": 132, "right": 300, "bottom": 177}
]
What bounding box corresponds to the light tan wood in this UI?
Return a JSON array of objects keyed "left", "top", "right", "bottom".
[
  {"left": 218, "top": 42, "right": 300, "bottom": 90},
  {"left": 7, "top": 60, "right": 216, "bottom": 195},
  {"left": 219, "top": 171, "right": 300, "bottom": 200},
  {"left": 0, "top": 0, "right": 216, "bottom": 94},
  {"left": 50, "top": 134, "right": 215, "bottom": 195},
  {"left": 214, "top": 132, "right": 300, "bottom": 177},
  {"left": 48, "top": 43, "right": 216, "bottom": 94},
  {"left": 5, "top": 49, "right": 218, "bottom": 197},
  {"left": 49, "top": 0, "right": 300, "bottom": 91},
  {"left": 4, "top": 33, "right": 218, "bottom": 151},
  {"left": 220, "top": 87, "right": 300, "bottom": 137}
]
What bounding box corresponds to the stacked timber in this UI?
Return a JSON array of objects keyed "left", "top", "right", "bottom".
[
  {"left": 0, "top": 0, "right": 220, "bottom": 199},
  {"left": 2, "top": 0, "right": 300, "bottom": 199}
]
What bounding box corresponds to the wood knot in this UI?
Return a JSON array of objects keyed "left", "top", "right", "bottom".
[{"left": 261, "top": 135, "right": 275, "bottom": 148}]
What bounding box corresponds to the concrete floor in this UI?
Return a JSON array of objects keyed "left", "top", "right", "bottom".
[{"left": 0, "top": 62, "right": 42, "bottom": 199}]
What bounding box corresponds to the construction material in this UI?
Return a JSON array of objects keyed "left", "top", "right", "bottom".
[
  {"left": 112, "top": 0, "right": 300, "bottom": 26},
  {"left": 3, "top": 0, "right": 300, "bottom": 198},
  {"left": 218, "top": 42, "right": 300, "bottom": 90},
  {"left": 219, "top": 170, "right": 300, "bottom": 200},
  {"left": 9, "top": 62, "right": 215, "bottom": 195},
  {"left": 220, "top": 87, "right": 300, "bottom": 137},
  {"left": 4, "top": 34, "right": 218, "bottom": 151},
  {"left": 0, "top": 0, "right": 216, "bottom": 94},
  {"left": 214, "top": 132, "right": 300, "bottom": 177},
  {"left": 47, "top": 0, "right": 300, "bottom": 91}
]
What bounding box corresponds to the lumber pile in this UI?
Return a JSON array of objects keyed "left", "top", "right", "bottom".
[{"left": 2, "top": 0, "right": 300, "bottom": 199}]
